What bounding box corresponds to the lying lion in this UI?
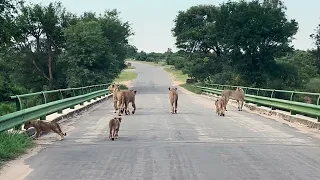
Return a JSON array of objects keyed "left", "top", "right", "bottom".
[
  {"left": 24, "top": 120, "right": 66, "bottom": 140},
  {"left": 215, "top": 97, "right": 226, "bottom": 116},
  {"left": 109, "top": 117, "right": 122, "bottom": 141},
  {"left": 221, "top": 87, "right": 245, "bottom": 111},
  {"left": 168, "top": 87, "right": 178, "bottom": 114}
]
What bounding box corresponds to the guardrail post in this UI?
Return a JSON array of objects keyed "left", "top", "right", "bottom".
[
  {"left": 270, "top": 90, "right": 276, "bottom": 110},
  {"left": 79, "top": 88, "right": 85, "bottom": 106},
  {"left": 289, "top": 92, "right": 296, "bottom": 115},
  {"left": 57, "top": 90, "right": 63, "bottom": 114},
  {"left": 13, "top": 95, "right": 23, "bottom": 130},
  {"left": 40, "top": 92, "right": 47, "bottom": 120},
  {"left": 93, "top": 86, "right": 97, "bottom": 100},
  {"left": 69, "top": 88, "right": 75, "bottom": 109},
  {"left": 87, "top": 86, "right": 92, "bottom": 102}
]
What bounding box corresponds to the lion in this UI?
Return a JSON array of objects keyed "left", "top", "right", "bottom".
[
  {"left": 24, "top": 120, "right": 66, "bottom": 140},
  {"left": 108, "top": 83, "right": 138, "bottom": 116},
  {"left": 109, "top": 117, "right": 122, "bottom": 141},
  {"left": 108, "top": 83, "right": 123, "bottom": 113},
  {"left": 221, "top": 87, "right": 245, "bottom": 111},
  {"left": 215, "top": 97, "right": 226, "bottom": 116},
  {"left": 120, "top": 90, "right": 137, "bottom": 115},
  {"left": 168, "top": 87, "right": 178, "bottom": 114}
]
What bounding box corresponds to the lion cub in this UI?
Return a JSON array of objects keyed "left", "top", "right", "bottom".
[
  {"left": 24, "top": 120, "right": 67, "bottom": 140},
  {"left": 215, "top": 97, "right": 226, "bottom": 116},
  {"left": 109, "top": 117, "right": 122, "bottom": 141},
  {"left": 168, "top": 87, "right": 178, "bottom": 114}
]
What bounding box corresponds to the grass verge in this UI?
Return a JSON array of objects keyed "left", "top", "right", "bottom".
[
  {"left": 114, "top": 70, "right": 138, "bottom": 83},
  {"left": 163, "top": 66, "right": 189, "bottom": 83},
  {"left": 0, "top": 132, "right": 35, "bottom": 167},
  {"left": 180, "top": 83, "right": 203, "bottom": 94}
]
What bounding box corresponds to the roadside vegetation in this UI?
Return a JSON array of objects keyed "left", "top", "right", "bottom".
[
  {"left": 0, "top": 132, "right": 35, "bottom": 167},
  {"left": 0, "top": 0, "right": 136, "bottom": 116},
  {"left": 132, "top": 1, "right": 320, "bottom": 94},
  {"left": 0, "top": 0, "right": 136, "bottom": 164}
]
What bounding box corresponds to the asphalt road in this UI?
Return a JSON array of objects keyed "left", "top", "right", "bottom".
[{"left": 24, "top": 61, "right": 320, "bottom": 180}]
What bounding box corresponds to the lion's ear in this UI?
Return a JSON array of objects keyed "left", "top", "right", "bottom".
[
  {"left": 133, "top": 90, "right": 137, "bottom": 94},
  {"left": 168, "top": 87, "right": 171, "bottom": 91},
  {"left": 118, "top": 117, "right": 122, "bottom": 122}
]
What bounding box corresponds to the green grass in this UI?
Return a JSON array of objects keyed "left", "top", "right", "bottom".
[
  {"left": 0, "top": 132, "right": 35, "bottom": 167},
  {"left": 163, "top": 66, "right": 189, "bottom": 83},
  {"left": 180, "top": 83, "right": 203, "bottom": 94},
  {"left": 114, "top": 70, "right": 138, "bottom": 83}
]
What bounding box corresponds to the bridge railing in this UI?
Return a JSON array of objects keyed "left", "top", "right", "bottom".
[
  {"left": 197, "top": 83, "right": 320, "bottom": 121},
  {"left": 0, "top": 84, "right": 111, "bottom": 132}
]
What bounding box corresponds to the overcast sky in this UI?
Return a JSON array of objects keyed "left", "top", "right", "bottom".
[{"left": 28, "top": 0, "right": 320, "bottom": 53}]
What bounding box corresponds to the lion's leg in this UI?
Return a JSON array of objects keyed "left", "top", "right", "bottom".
[
  {"left": 115, "top": 128, "right": 119, "bottom": 139},
  {"left": 113, "top": 100, "right": 118, "bottom": 113},
  {"left": 52, "top": 128, "right": 65, "bottom": 140},
  {"left": 170, "top": 101, "right": 174, "bottom": 114},
  {"left": 240, "top": 100, "right": 244, "bottom": 111},
  {"left": 35, "top": 129, "right": 41, "bottom": 139},
  {"left": 111, "top": 128, "right": 116, "bottom": 141},
  {"left": 131, "top": 101, "right": 136, "bottom": 115},
  {"left": 124, "top": 101, "right": 129, "bottom": 115},
  {"left": 109, "top": 128, "right": 112, "bottom": 139},
  {"left": 174, "top": 100, "right": 178, "bottom": 114},
  {"left": 224, "top": 97, "right": 229, "bottom": 111},
  {"left": 117, "top": 100, "right": 122, "bottom": 116}
]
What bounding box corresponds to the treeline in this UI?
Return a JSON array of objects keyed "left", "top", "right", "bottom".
[
  {"left": 0, "top": 0, "right": 134, "bottom": 115},
  {"left": 134, "top": 0, "right": 320, "bottom": 93}
]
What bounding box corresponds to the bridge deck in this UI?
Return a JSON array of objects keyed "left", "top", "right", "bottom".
[{"left": 20, "top": 62, "right": 320, "bottom": 180}]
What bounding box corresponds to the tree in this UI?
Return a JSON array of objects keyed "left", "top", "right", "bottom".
[
  {"left": 277, "top": 50, "right": 318, "bottom": 84},
  {"left": 310, "top": 23, "right": 320, "bottom": 73},
  {"left": 215, "top": 0, "right": 298, "bottom": 86},
  {"left": 15, "top": 2, "right": 70, "bottom": 90},
  {"left": 58, "top": 10, "right": 133, "bottom": 87},
  {"left": 172, "top": 5, "right": 221, "bottom": 56},
  {"left": 58, "top": 20, "right": 115, "bottom": 87}
]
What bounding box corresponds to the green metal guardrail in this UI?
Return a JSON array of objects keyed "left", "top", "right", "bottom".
[
  {"left": 197, "top": 84, "right": 320, "bottom": 121},
  {"left": 0, "top": 84, "right": 111, "bottom": 132}
]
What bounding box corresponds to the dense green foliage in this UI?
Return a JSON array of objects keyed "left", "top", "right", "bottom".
[
  {"left": 134, "top": 0, "right": 320, "bottom": 93},
  {"left": 0, "top": 1, "right": 134, "bottom": 115}
]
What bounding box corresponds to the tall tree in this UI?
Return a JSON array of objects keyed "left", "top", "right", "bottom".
[
  {"left": 215, "top": 0, "right": 298, "bottom": 86},
  {"left": 172, "top": 5, "right": 221, "bottom": 56},
  {"left": 15, "top": 2, "right": 69, "bottom": 89}
]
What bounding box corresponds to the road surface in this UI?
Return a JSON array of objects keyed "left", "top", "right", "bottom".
[{"left": 24, "top": 61, "right": 320, "bottom": 180}]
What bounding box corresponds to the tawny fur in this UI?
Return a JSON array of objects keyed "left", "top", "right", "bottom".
[
  {"left": 215, "top": 97, "right": 226, "bottom": 116},
  {"left": 221, "top": 87, "right": 245, "bottom": 111},
  {"left": 168, "top": 87, "right": 178, "bottom": 114},
  {"left": 108, "top": 84, "right": 136, "bottom": 116},
  {"left": 24, "top": 120, "right": 66, "bottom": 140},
  {"left": 120, "top": 90, "right": 137, "bottom": 116},
  {"left": 109, "top": 117, "right": 122, "bottom": 141}
]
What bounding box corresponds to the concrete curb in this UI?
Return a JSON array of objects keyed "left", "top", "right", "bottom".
[
  {"left": 50, "top": 94, "right": 113, "bottom": 124},
  {"left": 203, "top": 92, "right": 320, "bottom": 131}
]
